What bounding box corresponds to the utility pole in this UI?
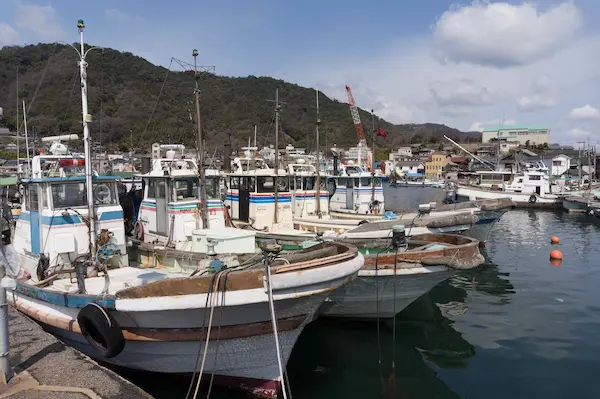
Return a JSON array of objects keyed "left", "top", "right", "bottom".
[
  {"left": 315, "top": 89, "right": 321, "bottom": 217},
  {"left": 193, "top": 49, "right": 208, "bottom": 229}
]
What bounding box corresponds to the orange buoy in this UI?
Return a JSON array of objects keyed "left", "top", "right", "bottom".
[
  {"left": 551, "top": 236, "right": 560, "bottom": 244},
  {"left": 550, "top": 258, "right": 563, "bottom": 267},
  {"left": 550, "top": 249, "right": 563, "bottom": 260}
]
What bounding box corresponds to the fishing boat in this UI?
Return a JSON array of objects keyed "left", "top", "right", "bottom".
[
  {"left": 454, "top": 165, "right": 565, "bottom": 208},
  {"left": 326, "top": 163, "right": 385, "bottom": 218},
  {"left": 7, "top": 22, "right": 365, "bottom": 399},
  {"left": 259, "top": 226, "right": 485, "bottom": 319}
]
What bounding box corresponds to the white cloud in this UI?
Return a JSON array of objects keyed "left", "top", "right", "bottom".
[
  {"left": 431, "top": 2, "right": 582, "bottom": 68},
  {"left": 518, "top": 95, "right": 556, "bottom": 111},
  {"left": 469, "top": 119, "right": 517, "bottom": 132},
  {"left": 517, "top": 75, "right": 556, "bottom": 111},
  {"left": 569, "top": 104, "right": 600, "bottom": 120},
  {"left": 105, "top": 8, "right": 131, "bottom": 24},
  {"left": 430, "top": 78, "right": 493, "bottom": 108},
  {"left": 14, "top": 1, "right": 64, "bottom": 41},
  {"left": 0, "top": 23, "right": 19, "bottom": 47}
]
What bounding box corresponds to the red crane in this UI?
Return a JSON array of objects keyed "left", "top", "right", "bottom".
[{"left": 345, "top": 85, "right": 366, "bottom": 143}]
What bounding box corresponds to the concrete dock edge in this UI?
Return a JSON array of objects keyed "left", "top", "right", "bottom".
[{"left": 0, "top": 307, "right": 153, "bottom": 399}]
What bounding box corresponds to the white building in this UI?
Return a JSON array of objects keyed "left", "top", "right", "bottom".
[
  {"left": 551, "top": 154, "right": 572, "bottom": 176},
  {"left": 389, "top": 147, "right": 412, "bottom": 160},
  {"left": 482, "top": 126, "right": 550, "bottom": 145}
]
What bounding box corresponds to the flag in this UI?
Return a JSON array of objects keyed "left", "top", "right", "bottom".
[{"left": 376, "top": 127, "right": 387, "bottom": 138}]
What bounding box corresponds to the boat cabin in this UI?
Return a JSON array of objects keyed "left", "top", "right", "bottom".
[
  {"left": 135, "top": 144, "right": 225, "bottom": 250},
  {"left": 225, "top": 169, "right": 293, "bottom": 231},
  {"left": 12, "top": 135, "right": 128, "bottom": 283},
  {"left": 286, "top": 163, "right": 328, "bottom": 218},
  {"left": 472, "top": 171, "right": 513, "bottom": 189},
  {"left": 327, "top": 165, "right": 384, "bottom": 215}
]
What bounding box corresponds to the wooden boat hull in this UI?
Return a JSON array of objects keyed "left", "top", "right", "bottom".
[
  {"left": 268, "top": 233, "right": 485, "bottom": 320},
  {"left": 10, "top": 242, "right": 364, "bottom": 398}
]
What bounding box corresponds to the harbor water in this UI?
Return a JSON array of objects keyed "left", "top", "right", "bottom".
[{"left": 121, "top": 184, "right": 600, "bottom": 398}]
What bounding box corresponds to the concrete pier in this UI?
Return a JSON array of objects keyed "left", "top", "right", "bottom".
[{"left": 0, "top": 307, "right": 153, "bottom": 399}]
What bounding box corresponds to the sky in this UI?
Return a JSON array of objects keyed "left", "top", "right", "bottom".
[{"left": 1, "top": 0, "right": 600, "bottom": 146}]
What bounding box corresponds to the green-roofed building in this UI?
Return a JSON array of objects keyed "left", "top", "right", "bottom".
[{"left": 481, "top": 125, "right": 550, "bottom": 146}]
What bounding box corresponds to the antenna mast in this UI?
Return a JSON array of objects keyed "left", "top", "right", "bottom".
[{"left": 74, "top": 19, "right": 98, "bottom": 252}]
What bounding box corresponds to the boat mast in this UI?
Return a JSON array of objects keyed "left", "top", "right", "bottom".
[
  {"left": 193, "top": 49, "right": 208, "bottom": 229},
  {"left": 274, "top": 88, "right": 280, "bottom": 223},
  {"left": 21, "top": 100, "right": 31, "bottom": 174},
  {"left": 76, "top": 20, "right": 97, "bottom": 252},
  {"left": 16, "top": 66, "right": 19, "bottom": 177},
  {"left": 370, "top": 110, "right": 375, "bottom": 205},
  {"left": 315, "top": 89, "right": 321, "bottom": 217}
]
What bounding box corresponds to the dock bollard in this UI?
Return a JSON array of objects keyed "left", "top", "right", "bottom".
[{"left": 0, "top": 264, "right": 15, "bottom": 384}]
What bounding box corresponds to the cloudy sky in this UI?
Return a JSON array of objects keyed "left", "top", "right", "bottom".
[{"left": 1, "top": 0, "right": 599, "bottom": 145}]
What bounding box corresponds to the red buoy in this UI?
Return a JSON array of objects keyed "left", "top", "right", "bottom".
[
  {"left": 551, "top": 236, "right": 560, "bottom": 244},
  {"left": 550, "top": 250, "right": 563, "bottom": 260}
]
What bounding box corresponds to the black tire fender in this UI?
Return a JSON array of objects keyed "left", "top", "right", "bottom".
[
  {"left": 358, "top": 220, "right": 369, "bottom": 225},
  {"left": 77, "top": 303, "right": 125, "bottom": 358},
  {"left": 528, "top": 195, "right": 537, "bottom": 204}
]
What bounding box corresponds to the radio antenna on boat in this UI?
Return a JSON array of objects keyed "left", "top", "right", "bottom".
[
  {"left": 70, "top": 19, "right": 99, "bottom": 252},
  {"left": 22, "top": 100, "right": 31, "bottom": 176}
]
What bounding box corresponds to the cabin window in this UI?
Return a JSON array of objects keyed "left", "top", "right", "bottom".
[
  {"left": 50, "top": 182, "right": 118, "bottom": 208},
  {"left": 304, "top": 177, "right": 315, "bottom": 190},
  {"left": 353, "top": 178, "right": 359, "bottom": 188},
  {"left": 156, "top": 180, "right": 167, "bottom": 199},
  {"left": 28, "top": 184, "right": 39, "bottom": 211},
  {"left": 205, "top": 177, "right": 220, "bottom": 199},
  {"left": 375, "top": 177, "right": 382, "bottom": 187},
  {"left": 174, "top": 178, "right": 199, "bottom": 201},
  {"left": 277, "top": 177, "right": 289, "bottom": 191},
  {"left": 360, "top": 177, "right": 370, "bottom": 187},
  {"left": 229, "top": 177, "right": 239, "bottom": 189},
  {"left": 257, "top": 177, "right": 275, "bottom": 193},
  {"left": 294, "top": 177, "right": 302, "bottom": 191},
  {"left": 529, "top": 175, "right": 541, "bottom": 181},
  {"left": 338, "top": 178, "right": 347, "bottom": 187},
  {"left": 146, "top": 179, "right": 157, "bottom": 199}
]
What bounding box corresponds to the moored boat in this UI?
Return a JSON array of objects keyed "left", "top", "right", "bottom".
[{"left": 259, "top": 227, "right": 485, "bottom": 319}]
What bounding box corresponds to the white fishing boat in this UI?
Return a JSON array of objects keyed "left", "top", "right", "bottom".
[
  {"left": 454, "top": 164, "right": 564, "bottom": 208},
  {"left": 326, "top": 163, "right": 385, "bottom": 217},
  {"left": 8, "top": 23, "right": 365, "bottom": 399}
]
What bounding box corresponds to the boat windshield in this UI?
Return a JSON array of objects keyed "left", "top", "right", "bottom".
[
  {"left": 51, "top": 182, "right": 118, "bottom": 209},
  {"left": 174, "top": 177, "right": 199, "bottom": 201}
]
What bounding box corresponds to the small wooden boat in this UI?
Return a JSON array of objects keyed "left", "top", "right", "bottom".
[{"left": 259, "top": 229, "right": 485, "bottom": 320}]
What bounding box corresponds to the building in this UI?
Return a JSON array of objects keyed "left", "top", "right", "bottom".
[
  {"left": 425, "top": 152, "right": 449, "bottom": 179},
  {"left": 482, "top": 125, "right": 550, "bottom": 145},
  {"left": 396, "top": 160, "right": 425, "bottom": 176},
  {"left": 389, "top": 147, "right": 412, "bottom": 161},
  {"left": 551, "top": 154, "right": 572, "bottom": 176}
]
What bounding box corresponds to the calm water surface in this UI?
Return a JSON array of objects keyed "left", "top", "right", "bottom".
[{"left": 124, "top": 184, "right": 600, "bottom": 398}]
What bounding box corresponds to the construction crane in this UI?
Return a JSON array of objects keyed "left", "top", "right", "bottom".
[{"left": 345, "top": 85, "right": 370, "bottom": 169}]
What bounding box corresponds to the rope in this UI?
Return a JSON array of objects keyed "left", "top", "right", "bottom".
[
  {"left": 374, "top": 250, "right": 384, "bottom": 392},
  {"left": 265, "top": 253, "right": 289, "bottom": 399},
  {"left": 191, "top": 271, "right": 224, "bottom": 399},
  {"left": 139, "top": 59, "right": 173, "bottom": 149}
]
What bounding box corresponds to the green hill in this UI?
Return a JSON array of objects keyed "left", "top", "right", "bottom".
[{"left": 0, "top": 43, "right": 480, "bottom": 153}]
